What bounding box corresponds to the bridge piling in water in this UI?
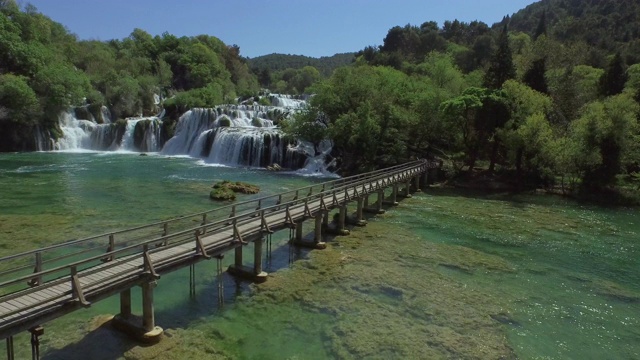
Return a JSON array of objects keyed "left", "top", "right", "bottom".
[
  {"left": 5, "top": 336, "right": 14, "bottom": 360},
  {"left": 404, "top": 180, "right": 412, "bottom": 198},
  {"left": 355, "top": 197, "right": 366, "bottom": 226}
]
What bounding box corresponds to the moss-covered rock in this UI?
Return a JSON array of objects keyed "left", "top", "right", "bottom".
[
  {"left": 210, "top": 187, "right": 236, "bottom": 201},
  {"left": 217, "top": 116, "right": 231, "bottom": 127},
  {"left": 210, "top": 180, "right": 260, "bottom": 201}
]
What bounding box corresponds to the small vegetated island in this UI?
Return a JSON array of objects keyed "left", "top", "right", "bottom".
[{"left": 210, "top": 180, "right": 260, "bottom": 201}]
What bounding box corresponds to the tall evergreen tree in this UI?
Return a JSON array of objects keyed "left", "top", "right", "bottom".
[
  {"left": 523, "top": 57, "right": 548, "bottom": 94},
  {"left": 599, "top": 52, "right": 628, "bottom": 97},
  {"left": 483, "top": 24, "right": 516, "bottom": 89},
  {"left": 533, "top": 10, "right": 547, "bottom": 40}
]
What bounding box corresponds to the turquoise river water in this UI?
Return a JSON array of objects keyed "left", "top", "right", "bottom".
[{"left": 0, "top": 152, "right": 638, "bottom": 359}]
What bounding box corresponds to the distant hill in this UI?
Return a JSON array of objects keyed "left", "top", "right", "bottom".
[
  {"left": 247, "top": 53, "right": 355, "bottom": 77},
  {"left": 504, "top": 0, "right": 640, "bottom": 65}
]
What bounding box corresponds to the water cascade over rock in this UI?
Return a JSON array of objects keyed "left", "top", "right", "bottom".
[
  {"left": 162, "top": 106, "right": 309, "bottom": 169},
  {"left": 51, "top": 95, "right": 332, "bottom": 173},
  {"left": 54, "top": 112, "right": 163, "bottom": 152}
]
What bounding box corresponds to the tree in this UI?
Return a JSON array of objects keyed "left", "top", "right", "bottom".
[
  {"left": 533, "top": 9, "right": 547, "bottom": 40},
  {"left": 282, "top": 106, "right": 328, "bottom": 155},
  {"left": 0, "top": 74, "right": 39, "bottom": 125},
  {"left": 599, "top": 52, "right": 628, "bottom": 97},
  {"left": 568, "top": 94, "right": 640, "bottom": 189},
  {"left": 523, "top": 57, "right": 548, "bottom": 94},
  {"left": 484, "top": 24, "right": 516, "bottom": 89}
]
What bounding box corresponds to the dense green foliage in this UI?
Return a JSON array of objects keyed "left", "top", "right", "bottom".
[
  {"left": 248, "top": 53, "right": 354, "bottom": 94},
  {"left": 284, "top": 0, "right": 640, "bottom": 196},
  {"left": 248, "top": 53, "right": 355, "bottom": 77},
  {"left": 0, "top": 1, "right": 258, "bottom": 149}
]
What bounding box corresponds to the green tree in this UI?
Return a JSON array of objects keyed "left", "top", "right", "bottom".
[
  {"left": 484, "top": 24, "right": 516, "bottom": 89},
  {"left": 523, "top": 57, "right": 548, "bottom": 94},
  {"left": 0, "top": 74, "right": 39, "bottom": 124},
  {"left": 568, "top": 94, "right": 640, "bottom": 189},
  {"left": 599, "top": 52, "right": 628, "bottom": 97}
]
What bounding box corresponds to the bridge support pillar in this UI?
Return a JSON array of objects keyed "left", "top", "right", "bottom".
[
  {"left": 355, "top": 197, "right": 366, "bottom": 226},
  {"left": 228, "top": 242, "right": 267, "bottom": 282},
  {"left": 142, "top": 281, "right": 157, "bottom": 332},
  {"left": 112, "top": 285, "right": 162, "bottom": 343},
  {"left": 253, "top": 234, "right": 267, "bottom": 277},
  {"left": 322, "top": 211, "right": 329, "bottom": 228},
  {"left": 295, "top": 221, "right": 303, "bottom": 242},
  {"left": 391, "top": 184, "right": 399, "bottom": 205},
  {"left": 421, "top": 171, "right": 429, "bottom": 188},
  {"left": 414, "top": 176, "right": 421, "bottom": 192},
  {"left": 234, "top": 245, "right": 243, "bottom": 269},
  {"left": 363, "top": 194, "right": 369, "bottom": 208},
  {"left": 376, "top": 190, "right": 386, "bottom": 214},
  {"left": 6, "top": 336, "right": 14, "bottom": 360},
  {"left": 29, "top": 326, "right": 43, "bottom": 360},
  {"left": 404, "top": 180, "right": 412, "bottom": 198},
  {"left": 120, "top": 288, "right": 131, "bottom": 319},
  {"left": 337, "top": 205, "right": 350, "bottom": 235},
  {"left": 313, "top": 212, "right": 327, "bottom": 249}
]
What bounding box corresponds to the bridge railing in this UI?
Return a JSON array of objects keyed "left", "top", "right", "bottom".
[{"left": 0, "top": 160, "right": 430, "bottom": 298}]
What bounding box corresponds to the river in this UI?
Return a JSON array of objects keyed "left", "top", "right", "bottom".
[{"left": 0, "top": 152, "right": 638, "bottom": 359}]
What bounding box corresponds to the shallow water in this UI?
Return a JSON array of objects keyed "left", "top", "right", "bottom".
[{"left": 1, "top": 153, "right": 638, "bottom": 359}]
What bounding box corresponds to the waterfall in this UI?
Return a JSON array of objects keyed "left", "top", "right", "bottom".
[
  {"left": 56, "top": 112, "right": 96, "bottom": 150},
  {"left": 48, "top": 93, "right": 333, "bottom": 173},
  {"left": 53, "top": 111, "right": 162, "bottom": 152},
  {"left": 161, "top": 104, "right": 311, "bottom": 169},
  {"left": 203, "top": 127, "right": 306, "bottom": 168},
  {"left": 34, "top": 126, "right": 54, "bottom": 151},
  {"left": 101, "top": 106, "right": 112, "bottom": 124}
]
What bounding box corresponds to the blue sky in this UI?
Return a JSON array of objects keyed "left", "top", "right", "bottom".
[{"left": 27, "top": 0, "right": 537, "bottom": 58}]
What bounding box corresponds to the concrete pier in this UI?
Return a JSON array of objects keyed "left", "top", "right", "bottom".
[
  {"left": 227, "top": 242, "right": 268, "bottom": 282},
  {"left": 112, "top": 283, "right": 163, "bottom": 343}
]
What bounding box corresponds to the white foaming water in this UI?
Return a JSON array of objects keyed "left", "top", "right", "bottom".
[
  {"left": 56, "top": 112, "right": 96, "bottom": 150},
  {"left": 269, "top": 94, "right": 308, "bottom": 109},
  {"left": 55, "top": 111, "right": 161, "bottom": 152},
  {"left": 51, "top": 94, "right": 334, "bottom": 173}
]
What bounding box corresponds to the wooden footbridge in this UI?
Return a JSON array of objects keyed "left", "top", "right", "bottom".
[{"left": 0, "top": 160, "right": 433, "bottom": 359}]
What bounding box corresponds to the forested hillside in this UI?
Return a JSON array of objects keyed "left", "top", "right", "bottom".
[
  {"left": 248, "top": 53, "right": 355, "bottom": 77},
  {"left": 506, "top": 0, "right": 640, "bottom": 67},
  {"left": 248, "top": 53, "right": 355, "bottom": 93},
  {"left": 284, "top": 0, "right": 640, "bottom": 198}
]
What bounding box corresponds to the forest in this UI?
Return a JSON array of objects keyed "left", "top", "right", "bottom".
[{"left": 1, "top": 0, "right": 640, "bottom": 199}]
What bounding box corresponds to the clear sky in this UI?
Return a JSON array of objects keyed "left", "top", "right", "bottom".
[{"left": 26, "top": 0, "right": 537, "bottom": 58}]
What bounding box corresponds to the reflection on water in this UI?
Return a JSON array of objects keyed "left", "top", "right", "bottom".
[{"left": 1, "top": 153, "right": 638, "bottom": 359}]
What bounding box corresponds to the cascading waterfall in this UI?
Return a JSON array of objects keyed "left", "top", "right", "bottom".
[
  {"left": 54, "top": 111, "right": 162, "bottom": 152},
  {"left": 56, "top": 112, "right": 96, "bottom": 150},
  {"left": 51, "top": 94, "right": 332, "bottom": 172},
  {"left": 161, "top": 105, "right": 309, "bottom": 169}
]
